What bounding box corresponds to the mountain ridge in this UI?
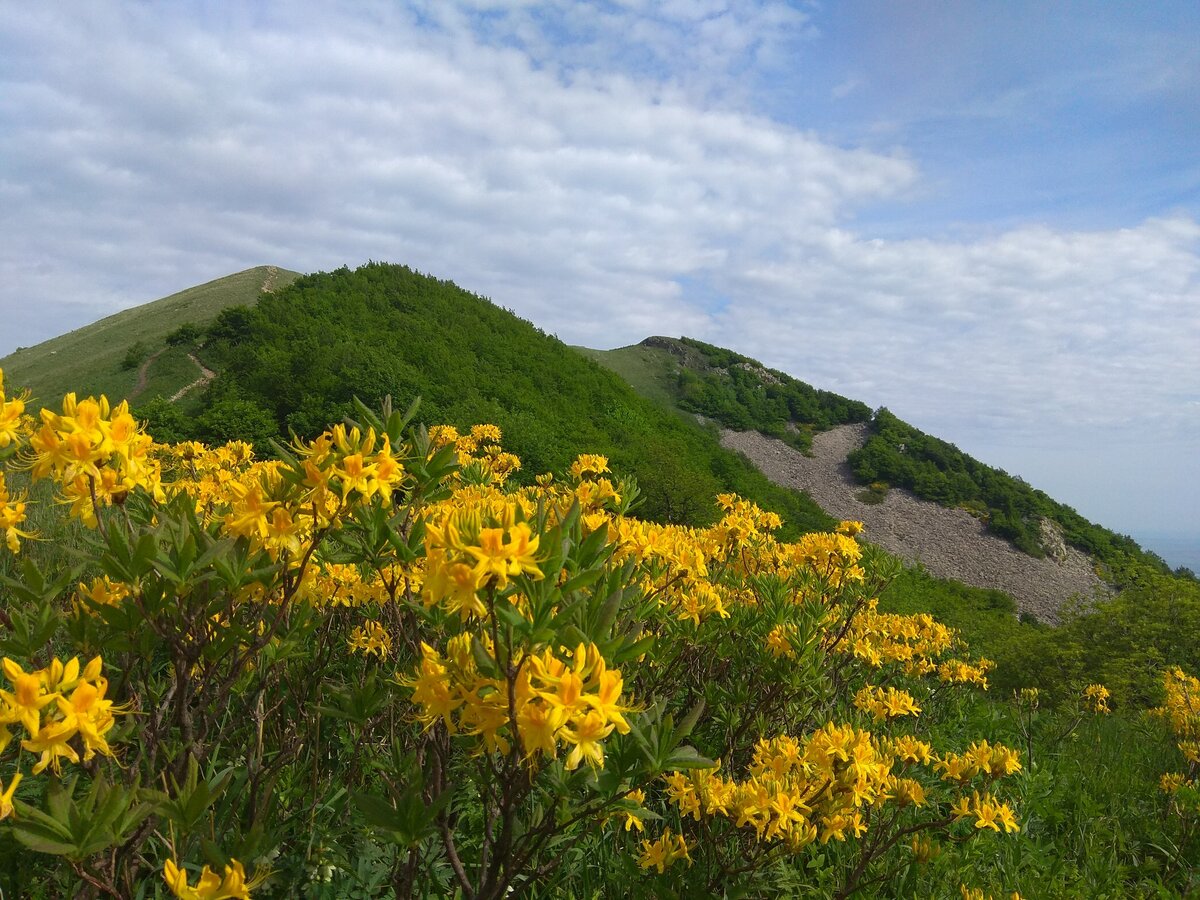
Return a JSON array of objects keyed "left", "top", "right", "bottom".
[
  {"left": 0, "top": 265, "right": 300, "bottom": 405},
  {"left": 2, "top": 263, "right": 1177, "bottom": 605}
]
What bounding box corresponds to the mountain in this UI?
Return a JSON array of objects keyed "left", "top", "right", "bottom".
[
  {"left": 6, "top": 262, "right": 1194, "bottom": 668},
  {"left": 5, "top": 264, "right": 1166, "bottom": 594},
  {"left": 0, "top": 265, "right": 299, "bottom": 406},
  {"left": 585, "top": 337, "right": 1168, "bottom": 582},
  {"left": 159, "top": 263, "right": 834, "bottom": 537}
]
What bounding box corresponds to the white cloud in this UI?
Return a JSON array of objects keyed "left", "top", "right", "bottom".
[
  {"left": 0, "top": 2, "right": 912, "bottom": 351},
  {"left": 726, "top": 217, "right": 1200, "bottom": 434}
]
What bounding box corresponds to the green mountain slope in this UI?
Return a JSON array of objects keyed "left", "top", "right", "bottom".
[
  {"left": 172, "top": 263, "right": 834, "bottom": 536},
  {"left": 580, "top": 336, "right": 871, "bottom": 451},
  {"left": 0, "top": 265, "right": 299, "bottom": 405},
  {"left": 585, "top": 337, "right": 1167, "bottom": 578}
]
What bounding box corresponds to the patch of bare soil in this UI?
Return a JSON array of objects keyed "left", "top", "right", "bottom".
[
  {"left": 261, "top": 266, "right": 281, "bottom": 293},
  {"left": 169, "top": 353, "right": 217, "bottom": 403},
  {"left": 128, "top": 349, "right": 166, "bottom": 401},
  {"left": 720, "top": 423, "right": 1108, "bottom": 623}
]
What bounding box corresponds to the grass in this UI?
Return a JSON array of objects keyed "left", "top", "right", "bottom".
[
  {"left": 136, "top": 346, "right": 209, "bottom": 402},
  {"left": 576, "top": 341, "right": 691, "bottom": 415},
  {"left": 0, "top": 266, "right": 300, "bottom": 407}
]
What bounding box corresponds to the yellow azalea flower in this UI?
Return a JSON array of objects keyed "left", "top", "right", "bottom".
[
  {"left": 221, "top": 480, "right": 276, "bottom": 542},
  {"left": 0, "top": 772, "right": 20, "bottom": 821},
  {"left": 163, "top": 858, "right": 261, "bottom": 900},
  {"left": 348, "top": 621, "right": 393, "bottom": 659},
  {"left": 950, "top": 794, "right": 973, "bottom": 820},
  {"left": 399, "top": 644, "right": 463, "bottom": 730},
  {"left": 0, "top": 370, "right": 28, "bottom": 449},
  {"left": 583, "top": 669, "right": 632, "bottom": 735},
  {"left": 995, "top": 804, "right": 1020, "bottom": 834},
  {"left": 562, "top": 709, "right": 614, "bottom": 770},
  {"left": 765, "top": 624, "right": 796, "bottom": 658},
  {"left": 1083, "top": 683, "right": 1111, "bottom": 714},
  {"left": 911, "top": 834, "right": 939, "bottom": 863},
  {"left": 0, "top": 472, "right": 34, "bottom": 553},
  {"left": 536, "top": 667, "right": 585, "bottom": 716},
  {"left": 517, "top": 700, "right": 566, "bottom": 759},
  {"left": 22, "top": 720, "right": 80, "bottom": 775},
  {"left": 55, "top": 676, "right": 122, "bottom": 761},
  {"left": 663, "top": 772, "right": 702, "bottom": 820},
  {"left": 422, "top": 551, "right": 486, "bottom": 621},
  {"left": 77, "top": 576, "right": 131, "bottom": 610},
  {"left": 974, "top": 800, "right": 1001, "bottom": 832},
  {"left": 621, "top": 789, "right": 647, "bottom": 832},
  {"left": 0, "top": 658, "right": 56, "bottom": 737},
  {"left": 464, "top": 523, "right": 542, "bottom": 589},
  {"left": 1161, "top": 772, "right": 1186, "bottom": 793},
  {"left": 637, "top": 828, "right": 690, "bottom": 873}
]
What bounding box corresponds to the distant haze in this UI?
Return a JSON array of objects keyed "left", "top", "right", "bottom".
[{"left": 1, "top": 2, "right": 1196, "bottom": 546}]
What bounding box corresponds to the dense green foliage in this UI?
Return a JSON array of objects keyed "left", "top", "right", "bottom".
[
  {"left": 187, "top": 263, "right": 833, "bottom": 536},
  {"left": 671, "top": 337, "right": 872, "bottom": 452},
  {"left": 849, "top": 409, "right": 1167, "bottom": 571}
]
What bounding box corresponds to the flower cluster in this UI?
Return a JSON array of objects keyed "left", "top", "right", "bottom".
[
  {"left": 0, "top": 655, "right": 124, "bottom": 786},
  {"left": 1083, "top": 683, "right": 1111, "bottom": 714},
  {"left": 163, "top": 858, "right": 263, "bottom": 900},
  {"left": 950, "top": 791, "right": 1020, "bottom": 833},
  {"left": 660, "top": 726, "right": 1022, "bottom": 852},
  {"left": 636, "top": 828, "right": 692, "bottom": 873},
  {"left": 294, "top": 424, "right": 407, "bottom": 510},
  {"left": 661, "top": 726, "right": 904, "bottom": 849},
  {"left": 429, "top": 424, "right": 520, "bottom": 484},
  {"left": 937, "top": 657, "right": 994, "bottom": 689},
  {"left": 348, "top": 621, "right": 394, "bottom": 659},
  {"left": 935, "top": 740, "right": 1023, "bottom": 783},
  {"left": 1155, "top": 667, "right": 1200, "bottom": 806},
  {"left": 0, "top": 471, "right": 31, "bottom": 553},
  {"left": 403, "top": 639, "right": 631, "bottom": 768},
  {"left": 0, "top": 369, "right": 29, "bottom": 453},
  {"left": 422, "top": 499, "right": 543, "bottom": 621},
  {"left": 854, "top": 685, "right": 922, "bottom": 721},
  {"left": 26, "top": 392, "right": 162, "bottom": 526},
  {"left": 841, "top": 601, "right": 961, "bottom": 675}
]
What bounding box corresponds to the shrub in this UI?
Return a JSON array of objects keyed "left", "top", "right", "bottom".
[
  {"left": 120, "top": 341, "right": 148, "bottom": 371},
  {"left": 165, "top": 322, "right": 202, "bottom": 347},
  {"left": 0, "top": 375, "right": 1037, "bottom": 897}
]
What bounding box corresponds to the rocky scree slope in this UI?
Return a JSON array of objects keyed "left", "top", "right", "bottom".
[{"left": 721, "top": 423, "right": 1107, "bottom": 624}]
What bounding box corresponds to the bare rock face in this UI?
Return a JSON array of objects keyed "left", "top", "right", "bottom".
[
  {"left": 735, "top": 360, "right": 781, "bottom": 385},
  {"left": 1038, "top": 518, "right": 1070, "bottom": 563},
  {"left": 719, "top": 424, "right": 1108, "bottom": 624}
]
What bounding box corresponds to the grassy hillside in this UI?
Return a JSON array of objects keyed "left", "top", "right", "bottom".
[
  {"left": 0, "top": 265, "right": 299, "bottom": 405},
  {"left": 584, "top": 336, "right": 871, "bottom": 451}
]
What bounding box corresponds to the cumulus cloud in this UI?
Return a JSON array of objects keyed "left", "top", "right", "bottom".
[
  {"left": 0, "top": 1, "right": 1197, "bottom": 536},
  {"left": 0, "top": 1, "right": 912, "bottom": 349},
  {"left": 725, "top": 217, "right": 1200, "bottom": 434}
]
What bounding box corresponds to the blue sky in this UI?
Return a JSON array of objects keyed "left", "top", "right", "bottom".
[{"left": 1, "top": 1, "right": 1197, "bottom": 564}]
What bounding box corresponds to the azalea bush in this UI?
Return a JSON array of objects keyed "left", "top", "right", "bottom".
[{"left": 0, "top": 366, "right": 1183, "bottom": 897}]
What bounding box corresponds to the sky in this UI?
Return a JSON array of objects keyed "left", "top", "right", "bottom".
[{"left": 1, "top": 1, "right": 1197, "bottom": 566}]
